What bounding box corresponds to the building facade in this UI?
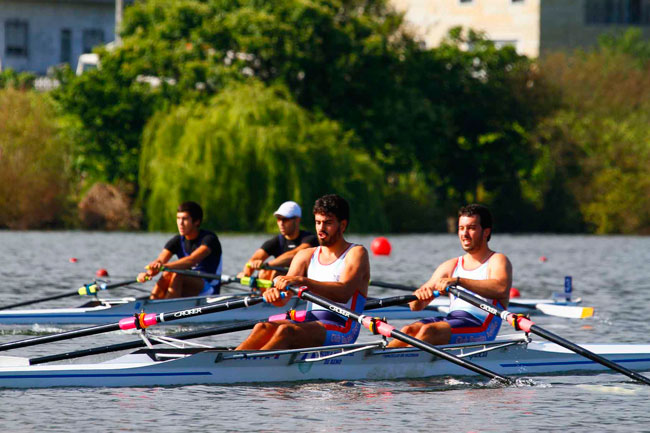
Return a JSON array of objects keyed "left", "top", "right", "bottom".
[
  {"left": 392, "top": 0, "right": 650, "bottom": 57},
  {"left": 1, "top": 0, "right": 119, "bottom": 74}
]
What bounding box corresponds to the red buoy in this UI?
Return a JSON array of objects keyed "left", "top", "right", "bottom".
[
  {"left": 539, "top": 256, "right": 547, "bottom": 262},
  {"left": 371, "top": 237, "right": 391, "bottom": 256},
  {"left": 96, "top": 268, "right": 109, "bottom": 277},
  {"left": 510, "top": 287, "right": 521, "bottom": 298},
  {"left": 69, "top": 257, "right": 78, "bottom": 263}
]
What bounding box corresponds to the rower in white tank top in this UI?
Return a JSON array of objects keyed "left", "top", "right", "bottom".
[
  {"left": 306, "top": 243, "right": 366, "bottom": 313},
  {"left": 449, "top": 253, "right": 504, "bottom": 321}
]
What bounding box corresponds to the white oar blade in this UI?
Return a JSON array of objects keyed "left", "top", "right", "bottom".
[
  {"left": 0, "top": 356, "right": 30, "bottom": 367},
  {"left": 535, "top": 303, "right": 594, "bottom": 319}
]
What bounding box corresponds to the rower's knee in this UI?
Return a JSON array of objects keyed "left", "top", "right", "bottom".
[
  {"left": 274, "top": 324, "right": 298, "bottom": 339},
  {"left": 253, "top": 322, "right": 279, "bottom": 334},
  {"left": 418, "top": 322, "right": 451, "bottom": 345},
  {"left": 400, "top": 323, "right": 423, "bottom": 336}
]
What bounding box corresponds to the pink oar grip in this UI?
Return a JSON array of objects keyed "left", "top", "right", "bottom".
[
  {"left": 361, "top": 317, "right": 395, "bottom": 338},
  {"left": 508, "top": 314, "right": 533, "bottom": 332},
  {"left": 268, "top": 310, "right": 308, "bottom": 322},
  {"left": 118, "top": 313, "right": 158, "bottom": 330}
]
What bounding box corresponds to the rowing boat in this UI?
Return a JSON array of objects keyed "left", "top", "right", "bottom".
[
  {"left": 0, "top": 334, "right": 648, "bottom": 388},
  {"left": 0, "top": 294, "right": 586, "bottom": 325}
]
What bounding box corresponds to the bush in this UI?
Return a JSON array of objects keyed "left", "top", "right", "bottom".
[{"left": 0, "top": 89, "right": 72, "bottom": 228}]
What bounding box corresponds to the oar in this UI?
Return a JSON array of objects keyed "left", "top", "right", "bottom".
[
  {"left": 160, "top": 268, "right": 273, "bottom": 290},
  {"left": 369, "top": 280, "right": 594, "bottom": 319},
  {"left": 447, "top": 285, "right": 650, "bottom": 386},
  {"left": 286, "top": 285, "right": 512, "bottom": 384},
  {"left": 0, "top": 279, "right": 140, "bottom": 310},
  {"left": 245, "top": 263, "right": 289, "bottom": 272},
  {"left": 0, "top": 294, "right": 270, "bottom": 353},
  {"left": 27, "top": 294, "right": 418, "bottom": 365}
]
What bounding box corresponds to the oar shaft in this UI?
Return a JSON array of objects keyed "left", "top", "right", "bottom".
[
  {"left": 0, "top": 292, "right": 80, "bottom": 310},
  {"left": 369, "top": 280, "right": 418, "bottom": 292},
  {"left": 288, "top": 286, "right": 512, "bottom": 384},
  {"left": 0, "top": 323, "right": 121, "bottom": 352},
  {"left": 0, "top": 279, "right": 141, "bottom": 310},
  {"left": 30, "top": 320, "right": 262, "bottom": 365},
  {"left": 448, "top": 286, "right": 650, "bottom": 386}
]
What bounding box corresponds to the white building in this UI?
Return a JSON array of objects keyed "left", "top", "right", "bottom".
[
  {"left": 392, "top": 0, "right": 650, "bottom": 57},
  {"left": 1, "top": 0, "right": 125, "bottom": 74}
]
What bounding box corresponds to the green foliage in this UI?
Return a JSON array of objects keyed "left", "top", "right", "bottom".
[
  {"left": 533, "top": 38, "right": 650, "bottom": 234},
  {"left": 140, "top": 82, "right": 388, "bottom": 232},
  {"left": 411, "top": 28, "right": 559, "bottom": 216},
  {"left": 52, "top": 63, "right": 156, "bottom": 184},
  {"left": 0, "top": 89, "right": 72, "bottom": 228},
  {"left": 0, "top": 69, "right": 36, "bottom": 89}
]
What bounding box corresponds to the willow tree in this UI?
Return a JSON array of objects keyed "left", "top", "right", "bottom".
[{"left": 139, "top": 82, "right": 388, "bottom": 232}]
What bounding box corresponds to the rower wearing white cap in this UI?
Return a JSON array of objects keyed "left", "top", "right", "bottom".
[{"left": 240, "top": 201, "right": 318, "bottom": 281}]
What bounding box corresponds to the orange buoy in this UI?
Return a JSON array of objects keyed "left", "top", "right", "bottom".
[
  {"left": 510, "top": 287, "right": 521, "bottom": 298},
  {"left": 371, "top": 237, "right": 391, "bottom": 256},
  {"left": 69, "top": 257, "right": 78, "bottom": 263},
  {"left": 96, "top": 268, "right": 109, "bottom": 277}
]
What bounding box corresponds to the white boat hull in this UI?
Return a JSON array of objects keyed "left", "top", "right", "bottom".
[{"left": 1, "top": 337, "right": 649, "bottom": 388}]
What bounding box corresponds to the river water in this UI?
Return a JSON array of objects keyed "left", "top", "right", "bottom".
[{"left": 0, "top": 231, "right": 648, "bottom": 432}]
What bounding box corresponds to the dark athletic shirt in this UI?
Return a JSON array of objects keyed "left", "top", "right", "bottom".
[
  {"left": 164, "top": 229, "right": 223, "bottom": 275},
  {"left": 260, "top": 230, "right": 318, "bottom": 258}
]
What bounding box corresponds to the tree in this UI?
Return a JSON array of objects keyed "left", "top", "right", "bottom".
[{"left": 139, "top": 82, "right": 388, "bottom": 232}]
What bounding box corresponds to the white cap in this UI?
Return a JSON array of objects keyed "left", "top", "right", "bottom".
[{"left": 273, "top": 201, "right": 301, "bottom": 218}]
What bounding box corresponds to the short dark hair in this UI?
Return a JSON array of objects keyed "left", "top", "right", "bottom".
[
  {"left": 458, "top": 204, "right": 492, "bottom": 241},
  {"left": 313, "top": 194, "right": 350, "bottom": 223},
  {"left": 177, "top": 201, "right": 203, "bottom": 224}
]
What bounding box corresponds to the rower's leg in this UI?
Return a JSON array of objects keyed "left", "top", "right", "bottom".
[
  {"left": 149, "top": 272, "right": 172, "bottom": 299},
  {"left": 414, "top": 322, "right": 451, "bottom": 345},
  {"left": 165, "top": 275, "right": 203, "bottom": 299},
  {"left": 236, "top": 322, "right": 281, "bottom": 350},
  {"left": 387, "top": 322, "right": 425, "bottom": 348},
  {"left": 260, "top": 322, "right": 326, "bottom": 350}
]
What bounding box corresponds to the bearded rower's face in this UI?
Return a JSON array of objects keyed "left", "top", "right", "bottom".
[
  {"left": 315, "top": 213, "right": 345, "bottom": 247},
  {"left": 458, "top": 215, "right": 488, "bottom": 252}
]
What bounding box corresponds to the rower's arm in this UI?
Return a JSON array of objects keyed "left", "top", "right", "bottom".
[
  {"left": 268, "top": 243, "right": 313, "bottom": 268},
  {"left": 164, "top": 245, "right": 212, "bottom": 270},
  {"left": 242, "top": 249, "right": 270, "bottom": 276},
  {"left": 409, "top": 259, "right": 456, "bottom": 311},
  {"left": 457, "top": 253, "right": 512, "bottom": 306},
  {"left": 290, "top": 246, "right": 370, "bottom": 303}
]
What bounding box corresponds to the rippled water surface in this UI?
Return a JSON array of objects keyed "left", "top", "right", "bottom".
[{"left": 0, "top": 232, "right": 649, "bottom": 432}]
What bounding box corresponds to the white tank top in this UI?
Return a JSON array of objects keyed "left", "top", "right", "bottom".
[
  {"left": 449, "top": 254, "right": 498, "bottom": 321},
  {"left": 306, "top": 244, "right": 360, "bottom": 312}
]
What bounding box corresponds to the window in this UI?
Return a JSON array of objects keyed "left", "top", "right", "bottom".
[
  {"left": 5, "top": 20, "right": 28, "bottom": 57},
  {"left": 61, "top": 29, "right": 72, "bottom": 64},
  {"left": 585, "top": 0, "right": 650, "bottom": 25},
  {"left": 82, "top": 29, "right": 104, "bottom": 53}
]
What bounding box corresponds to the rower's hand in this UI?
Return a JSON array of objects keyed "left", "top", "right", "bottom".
[
  {"left": 433, "top": 278, "right": 455, "bottom": 293},
  {"left": 146, "top": 260, "right": 164, "bottom": 276},
  {"left": 263, "top": 287, "right": 291, "bottom": 307},
  {"left": 414, "top": 283, "right": 438, "bottom": 302},
  {"left": 136, "top": 272, "right": 151, "bottom": 283},
  {"left": 409, "top": 282, "right": 443, "bottom": 311},
  {"left": 248, "top": 260, "right": 264, "bottom": 270},
  {"left": 274, "top": 275, "right": 306, "bottom": 291}
]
